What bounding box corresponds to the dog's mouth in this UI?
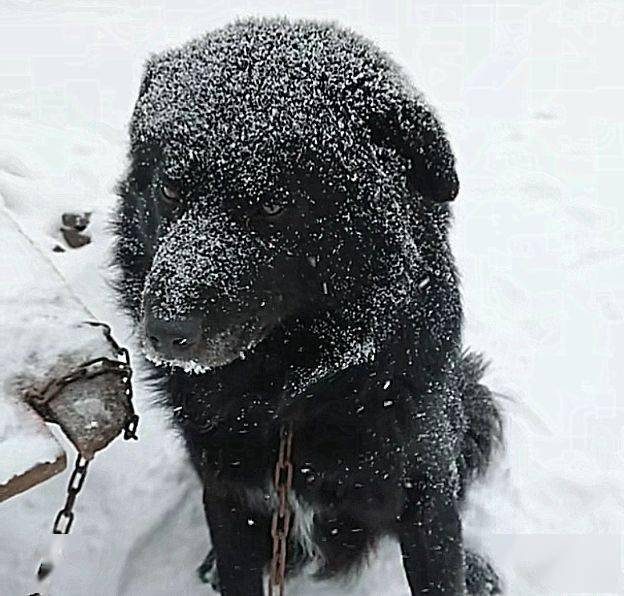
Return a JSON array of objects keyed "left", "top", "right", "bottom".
[{"left": 141, "top": 316, "right": 273, "bottom": 374}]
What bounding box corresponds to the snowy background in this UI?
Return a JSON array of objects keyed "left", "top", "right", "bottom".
[{"left": 1, "top": 1, "right": 623, "bottom": 594}]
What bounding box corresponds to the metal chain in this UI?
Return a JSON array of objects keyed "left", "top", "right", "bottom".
[
  {"left": 27, "top": 357, "right": 126, "bottom": 410},
  {"left": 85, "top": 321, "right": 139, "bottom": 441},
  {"left": 52, "top": 455, "right": 90, "bottom": 534},
  {"left": 28, "top": 321, "right": 140, "bottom": 537},
  {"left": 268, "top": 423, "right": 294, "bottom": 596},
  {"left": 29, "top": 321, "right": 140, "bottom": 594},
  {"left": 25, "top": 321, "right": 139, "bottom": 442}
]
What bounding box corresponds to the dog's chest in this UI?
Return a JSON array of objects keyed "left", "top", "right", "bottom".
[{"left": 245, "top": 486, "right": 318, "bottom": 563}]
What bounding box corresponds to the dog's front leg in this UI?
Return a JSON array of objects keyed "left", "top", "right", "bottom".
[
  {"left": 398, "top": 488, "right": 466, "bottom": 595},
  {"left": 203, "top": 489, "right": 270, "bottom": 596}
]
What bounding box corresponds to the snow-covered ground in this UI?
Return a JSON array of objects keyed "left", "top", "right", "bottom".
[{"left": 1, "top": 1, "right": 623, "bottom": 594}]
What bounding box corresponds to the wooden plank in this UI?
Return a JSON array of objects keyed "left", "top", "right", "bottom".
[{"left": 0, "top": 394, "right": 66, "bottom": 503}]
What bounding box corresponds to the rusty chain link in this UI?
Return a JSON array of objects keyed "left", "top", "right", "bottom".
[
  {"left": 268, "top": 422, "right": 294, "bottom": 596},
  {"left": 27, "top": 321, "right": 140, "bottom": 536},
  {"left": 86, "top": 321, "right": 139, "bottom": 441},
  {"left": 52, "top": 455, "right": 90, "bottom": 534},
  {"left": 26, "top": 321, "right": 139, "bottom": 441}
]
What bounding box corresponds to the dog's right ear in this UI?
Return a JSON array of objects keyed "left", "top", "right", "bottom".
[{"left": 366, "top": 93, "right": 459, "bottom": 204}]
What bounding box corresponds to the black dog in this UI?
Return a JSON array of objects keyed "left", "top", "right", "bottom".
[{"left": 113, "top": 18, "right": 502, "bottom": 595}]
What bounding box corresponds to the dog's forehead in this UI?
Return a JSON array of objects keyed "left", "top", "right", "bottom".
[{"left": 130, "top": 19, "right": 408, "bottom": 166}]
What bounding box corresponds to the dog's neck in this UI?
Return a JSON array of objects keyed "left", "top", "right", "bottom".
[{"left": 162, "top": 308, "right": 459, "bottom": 439}]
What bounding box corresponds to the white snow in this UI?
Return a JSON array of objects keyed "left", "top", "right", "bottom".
[
  {"left": 0, "top": 395, "right": 64, "bottom": 484},
  {"left": 0, "top": 2, "right": 623, "bottom": 595},
  {"left": 0, "top": 206, "right": 121, "bottom": 397}
]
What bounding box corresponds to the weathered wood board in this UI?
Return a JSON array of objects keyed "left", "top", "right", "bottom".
[{"left": 0, "top": 395, "right": 66, "bottom": 503}]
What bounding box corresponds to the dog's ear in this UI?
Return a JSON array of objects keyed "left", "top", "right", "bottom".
[
  {"left": 367, "top": 95, "right": 459, "bottom": 203},
  {"left": 126, "top": 57, "right": 161, "bottom": 192},
  {"left": 136, "top": 56, "right": 157, "bottom": 103},
  {"left": 129, "top": 56, "right": 160, "bottom": 144}
]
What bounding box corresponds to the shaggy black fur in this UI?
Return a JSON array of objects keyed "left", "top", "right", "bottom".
[{"left": 112, "top": 18, "right": 503, "bottom": 595}]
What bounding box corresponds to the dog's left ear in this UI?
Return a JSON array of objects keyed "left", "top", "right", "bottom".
[{"left": 367, "top": 95, "right": 459, "bottom": 203}]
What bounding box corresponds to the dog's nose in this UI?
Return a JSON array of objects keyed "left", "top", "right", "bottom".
[{"left": 145, "top": 313, "right": 202, "bottom": 359}]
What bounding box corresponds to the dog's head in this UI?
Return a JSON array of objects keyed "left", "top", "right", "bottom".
[{"left": 114, "top": 18, "right": 459, "bottom": 374}]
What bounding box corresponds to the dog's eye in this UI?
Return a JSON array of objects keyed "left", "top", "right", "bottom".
[
  {"left": 160, "top": 184, "right": 181, "bottom": 204},
  {"left": 260, "top": 202, "right": 284, "bottom": 217}
]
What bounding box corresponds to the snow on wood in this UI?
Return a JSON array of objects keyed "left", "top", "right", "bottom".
[
  {"left": 0, "top": 205, "right": 131, "bottom": 501},
  {"left": 0, "top": 394, "right": 66, "bottom": 503}
]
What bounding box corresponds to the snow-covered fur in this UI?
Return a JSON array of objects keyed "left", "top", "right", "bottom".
[{"left": 113, "top": 17, "right": 502, "bottom": 595}]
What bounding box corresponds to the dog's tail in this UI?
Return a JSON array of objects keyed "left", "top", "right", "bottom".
[
  {"left": 465, "top": 549, "right": 503, "bottom": 595},
  {"left": 456, "top": 353, "right": 504, "bottom": 593},
  {"left": 457, "top": 351, "right": 503, "bottom": 499}
]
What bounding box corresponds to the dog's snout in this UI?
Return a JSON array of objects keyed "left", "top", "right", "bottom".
[{"left": 145, "top": 313, "right": 202, "bottom": 359}]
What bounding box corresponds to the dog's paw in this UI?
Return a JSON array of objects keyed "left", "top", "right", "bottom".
[
  {"left": 465, "top": 550, "right": 502, "bottom": 595},
  {"left": 197, "top": 549, "right": 220, "bottom": 592}
]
